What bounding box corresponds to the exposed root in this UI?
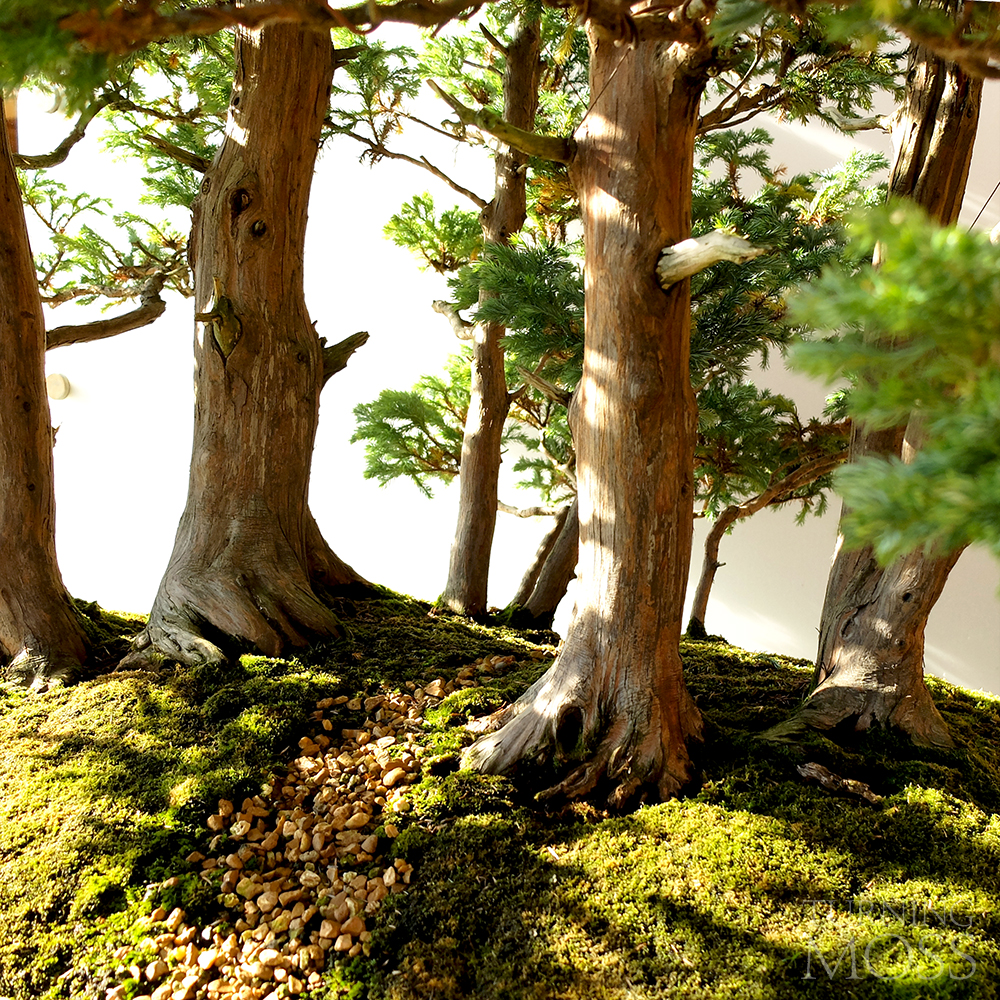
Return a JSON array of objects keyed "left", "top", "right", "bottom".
[
  {"left": 4, "top": 645, "right": 80, "bottom": 691},
  {"left": 120, "top": 569, "right": 341, "bottom": 670},
  {"left": 763, "top": 682, "right": 955, "bottom": 749},
  {"left": 465, "top": 656, "right": 700, "bottom": 807}
]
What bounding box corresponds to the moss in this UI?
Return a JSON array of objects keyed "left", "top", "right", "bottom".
[{"left": 1, "top": 589, "right": 998, "bottom": 1000}]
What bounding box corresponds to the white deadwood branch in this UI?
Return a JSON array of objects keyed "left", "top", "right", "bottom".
[
  {"left": 825, "top": 108, "right": 891, "bottom": 133},
  {"left": 432, "top": 300, "right": 474, "bottom": 341},
  {"left": 657, "top": 230, "right": 767, "bottom": 289}
]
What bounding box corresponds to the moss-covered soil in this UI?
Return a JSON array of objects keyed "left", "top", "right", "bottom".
[{"left": 1, "top": 588, "right": 997, "bottom": 1000}]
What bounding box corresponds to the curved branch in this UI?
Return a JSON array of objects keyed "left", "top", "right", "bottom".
[
  {"left": 46, "top": 280, "right": 167, "bottom": 349},
  {"left": 337, "top": 129, "right": 487, "bottom": 207},
  {"left": 498, "top": 501, "right": 561, "bottom": 517},
  {"left": 12, "top": 96, "right": 110, "bottom": 169},
  {"left": 432, "top": 300, "right": 474, "bottom": 340},
  {"left": 657, "top": 229, "right": 766, "bottom": 288},
  {"left": 142, "top": 133, "right": 211, "bottom": 172},
  {"left": 427, "top": 80, "right": 574, "bottom": 164}
]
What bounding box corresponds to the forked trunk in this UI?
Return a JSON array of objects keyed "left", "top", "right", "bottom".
[
  {"left": 509, "top": 504, "right": 571, "bottom": 610},
  {"left": 440, "top": 19, "right": 541, "bottom": 615},
  {"left": 0, "top": 97, "right": 87, "bottom": 687},
  {"left": 467, "top": 29, "right": 708, "bottom": 804},
  {"left": 124, "top": 11, "right": 357, "bottom": 669},
  {"left": 791, "top": 46, "right": 982, "bottom": 744}
]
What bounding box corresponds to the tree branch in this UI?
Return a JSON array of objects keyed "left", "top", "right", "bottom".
[
  {"left": 337, "top": 128, "right": 487, "bottom": 207},
  {"left": 657, "top": 230, "right": 767, "bottom": 289},
  {"left": 12, "top": 96, "right": 110, "bottom": 169},
  {"left": 432, "top": 300, "right": 474, "bottom": 340},
  {"left": 427, "top": 80, "right": 574, "bottom": 164},
  {"left": 142, "top": 133, "right": 212, "bottom": 172},
  {"left": 498, "top": 501, "right": 561, "bottom": 517},
  {"left": 321, "top": 330, "right": 370, "bottom": 385},
  {"left": 46, "top": 278, "right": 167, "bottom": 350},
  {"left": 825, "top": 108, "right": 891, "bottom": 133},
  {"left": 59, "top": 0, "right": 484, "bottom": 55},
  {"left": 515, "top": 366, "right": 572, "bottom": 406}
]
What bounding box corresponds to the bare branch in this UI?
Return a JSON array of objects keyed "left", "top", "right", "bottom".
[
  {"left": 480, "top": 24, "right": 509, "bottom": 57},
  {"left": 432, "top": 300, "right": 474, "bottom": 340},
  {"left": 515, "top": 366, "right": 572, "bottom": 406},
  {"left": 337, "top": 128, "right": 487, "bottom": 207},
  {"left": 59, "top": 0, "right": 484, "bottom": 55},
  {"left": 13, "top": 96, "right": 110, "bottom": 169},
  {"left": 427, "top": 80, "right": 575, "bottom": 164},
  {"left": 142, "top": 133, "right": 212, "bottom": 172},
  {"left": 46, "top": 278, "right": 167, "bottom": 350},
  {"left": 498, "top": 501, "right": 561, "bottom": 517},
  {"left": 825, "top": 108, "right": 891, "bottom": 133},
  {"left": 322, "top": 331, "right": 370, "bottom": 384},
  {"left": 657, "top": 230, "right": 767, "bottom": 289}
]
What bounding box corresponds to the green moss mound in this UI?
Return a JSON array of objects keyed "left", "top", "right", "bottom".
[{"left": 0, "top": 592, "right": 997, "bottom": 1000}]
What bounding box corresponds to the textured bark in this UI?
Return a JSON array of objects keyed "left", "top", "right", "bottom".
[
  {"left": 123, "top": 9, "right": 353, "bottom": 669},
  {"left": 0, "top": 101, "right": 87, "bottom": 688},
  {"left": 467, "top": 28, "right": 709, "bottom": 804},
  {"left": 440, "top": 18, "right": 541, "bottom": 615},
  {"left": 798, "top": 46, "right": 982, "bottom": 745}
]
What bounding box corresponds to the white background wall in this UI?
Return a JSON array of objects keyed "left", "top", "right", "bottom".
[{"left": 20, "top": 71, "right": 1000, "bottom": 697}]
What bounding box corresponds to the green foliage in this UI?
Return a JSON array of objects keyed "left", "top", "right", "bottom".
[
  {"left": 705, "top": 2, "right": 902, "bottom": 130},
  {"left": 788, "top": 204, "right": 1000, "bottom": 566},
  {"left": 385, "top": 192, "right": 483, "bottom": 272},
  {"left": 694, "top": 382, "right": 848, "bottom": 520},
  {"left": 100, "top": 37, "right": 233, "bottom": 210},
  {"left": 351, "top": 352, "right": 470, "bottom": 497},
  {"left": 327, "top": 40, "right": 422, "bottom": 157},
  {"left": 19, "top": 169, "right": 190, "bottom": 305}
]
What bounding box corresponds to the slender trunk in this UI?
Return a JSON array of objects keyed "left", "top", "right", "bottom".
[
  {"left": 686, "top": 508, "right": 739, "bottom": 639},
  {"left": 440, "top": 19, "right": 541, "bottom": 615},
  {"left": 798, "top": 46, "right": 982, "bottom": 745},
  {"left": 510, "top": 504, "right": 570, "bottom": 609},
  {"left": 0, "top": 94, "right": 87, "bottom": 687},
  {"left": 123, "top": 9, "right": 352, "bottom": 669},
  {"left": 521, "top": 497, "right": 579, "bottom": 628},
  {"left": 687, "top": 452, "right": 845, "bottom": 637},
  {"left": 467, "top": 27, "right": 710, "bottom": 804}
]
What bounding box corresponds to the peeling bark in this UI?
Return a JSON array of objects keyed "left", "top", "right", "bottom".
[
  {"left": 794, "top": 46, "right": 982, "bottom": 744},
  {"left": 440, "top": 18, "right": 541, "bottom": 616},
  {"left": 123, "top": 7, "right": 350, "bottom": 669},
  {"left": 0, "top": 98, "right": 87, "bottom": 688},
  {"left": 467, "top": 26, "right": 710, "bottom": 804}
]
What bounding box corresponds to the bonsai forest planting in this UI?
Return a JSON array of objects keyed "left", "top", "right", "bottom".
[{"left": 0, "top": 2, "right": 998, "bottom": 999}]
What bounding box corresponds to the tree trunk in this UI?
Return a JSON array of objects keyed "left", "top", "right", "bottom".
[
  {"left": 509, "top": 505, "right": 570, "bottom": 610},
  {"left": 520, "top": 497, "right": 579, "bottom": 628},
  {"left": 687, "top": 452, "right": 845, "bottom": 638},
  {"left": 686, "top": 507, "right": 739, "bottom": 639},
  {"left": 0, "top": 94, "right": 87, "bottom": 688},
  {"left": 439, "top": 18, "right": 541, "bottom": 615},
  {"left": 123, "top": 10, "right": 353, "bottom": 669},
  {"left": 798, "top": 47, "right": 981, "bottom": 744},
  {"left": 467, "top": 27, "right": 709, "bottom": 804}
]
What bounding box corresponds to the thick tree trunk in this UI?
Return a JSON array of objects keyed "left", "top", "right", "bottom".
[
  {"left": 123, "top": 11, "right": 352, "bottom": 669},
  {"left": 797, "top": 47, "right": 981, "bottom": 744},
  {"left": 467, "top": 28, "right": 709, "bottom": 804},
  {"left": 439, "top": 19, "right": 541, "bottom": 615},
  {"left": 0, "top": 97, "right": 87, "bottom": 688}
]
